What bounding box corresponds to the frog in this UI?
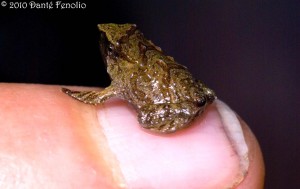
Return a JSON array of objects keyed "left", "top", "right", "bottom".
[{"left": 62, "top": 23, "right": 216, "bottom": 133}]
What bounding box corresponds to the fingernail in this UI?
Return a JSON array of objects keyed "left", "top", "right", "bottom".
[{"left": 215, "top": 100, "right": 249, "bottom": 188}]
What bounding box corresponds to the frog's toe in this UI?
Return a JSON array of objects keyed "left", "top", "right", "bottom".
[
  {"left": 137, "top": 104, "right": 197, "bottom": 133},
  {"left": 140, "top": 119, "right": 187, "bottom": 134},
  {"left": 62, "top": 88, "right": 102, "bottom": 105},
  {"left": 150, "top": 122, "right": 178, "bottom": 134}
]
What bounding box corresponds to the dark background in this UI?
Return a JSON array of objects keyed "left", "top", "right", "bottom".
[{"left": 0, "top": 1, "right": 299, "bottom": 188}]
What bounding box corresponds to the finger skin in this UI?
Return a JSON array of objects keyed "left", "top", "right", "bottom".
[
  {"left": 0, "top": 83, "right": 119, "bottom": 188},
  {"left": 0, "top": 83, "right": 264, "bottom": 188}
]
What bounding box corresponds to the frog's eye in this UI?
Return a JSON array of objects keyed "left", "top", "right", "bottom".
[
  {"left": 108, "top": 44, "right": 114, "bottom": 52},
  {"left": 107, "top": 44, "right": 120, "bottom": 59},
  {"left": 197, "top": 98, "right": 206, "bottom": 107}
]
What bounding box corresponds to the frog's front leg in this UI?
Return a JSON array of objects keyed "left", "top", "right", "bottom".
[
  {"left": 138, "top": 102, "right": 201, "bottom": 133},
  {"left": 62, "top": 86, "right": 116, "bottom": 105}
]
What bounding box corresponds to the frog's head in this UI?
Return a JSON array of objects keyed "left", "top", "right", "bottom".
[
  {"left": 98, "top": 23, "right": 137, "bottom": 65},
  {"left": 202, "top": 87, "right": 216, "bottom": 106},
  {"left": 98, "top": 23, "right": 136, "bottom": 46},
  {"left": 98, "top": 23, "right": 140, "bottom": 78}
]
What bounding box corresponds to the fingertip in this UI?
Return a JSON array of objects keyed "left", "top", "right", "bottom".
[
  {"left": 215, "top": 100, "right": 265, "bottom": 188},
  {"left": 97, "top": 99, "right": 260, "bottom": 188},
  {"left": 58, "top": 85, "right": 264, "bottom": 188}
]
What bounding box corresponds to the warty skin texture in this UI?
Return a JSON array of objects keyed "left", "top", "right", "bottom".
[{"left": 62, "top": 23, "right": 216, "bottom": 133}]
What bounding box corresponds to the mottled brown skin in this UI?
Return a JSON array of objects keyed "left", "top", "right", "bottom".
[{"left": 62, "top": 23, "right": 216, "bottom": 133}]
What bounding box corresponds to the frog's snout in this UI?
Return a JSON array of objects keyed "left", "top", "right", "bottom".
[{"left": 204, "top": 88, "right": 217, "bottom": 104}]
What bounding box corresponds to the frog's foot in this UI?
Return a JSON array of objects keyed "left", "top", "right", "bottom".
[
  {"left": 137, "top": 103, "right": 201, "bottom": 134},
  {"left": 62, "top": 86, "right": 115, "bottom": 105}
]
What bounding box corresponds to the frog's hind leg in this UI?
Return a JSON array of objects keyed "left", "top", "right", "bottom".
[
  {"left": 138, "top": 103, "right": 200, "bottom": 133},
  {"left": 62, "top": 86, "right": 116, "bottom": 105}
]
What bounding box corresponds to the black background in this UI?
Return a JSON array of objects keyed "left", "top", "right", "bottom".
[{"left": 0, "top": 1, "right": 299, "bottom": 188}]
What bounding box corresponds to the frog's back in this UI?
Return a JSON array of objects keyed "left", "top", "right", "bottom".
[
  {"left": 123, "top": 50, "right": 202, "bottom": 107},
  {"left": 110, "top": 26, "right": 203, "bottom": 107}
]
